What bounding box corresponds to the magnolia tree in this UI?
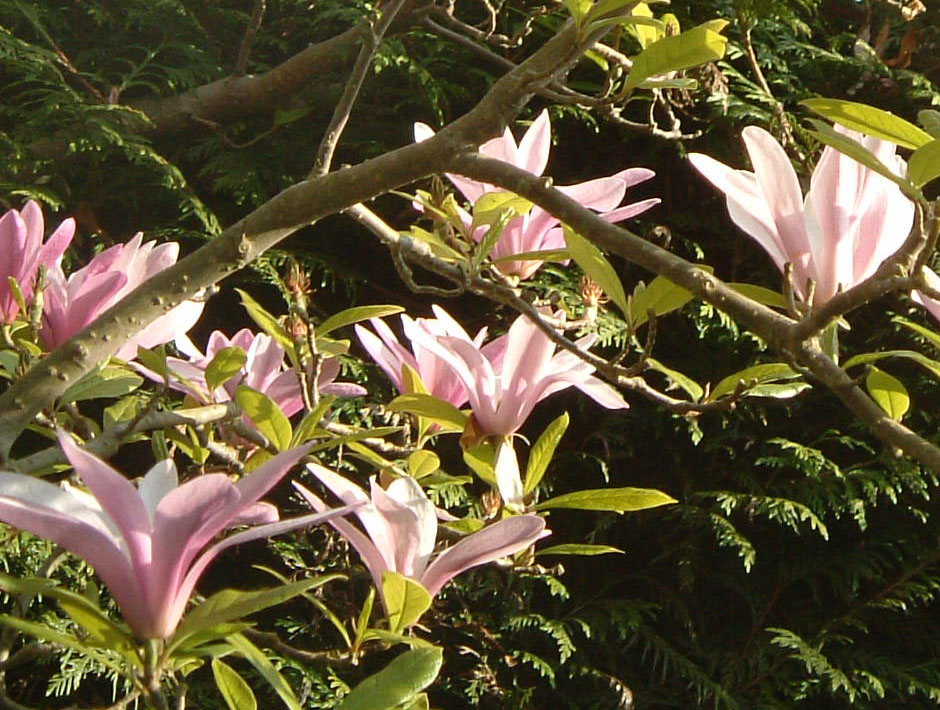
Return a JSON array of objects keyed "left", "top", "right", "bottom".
[{"left": 1, "top": 0, "right": 939, "bottom": 708}]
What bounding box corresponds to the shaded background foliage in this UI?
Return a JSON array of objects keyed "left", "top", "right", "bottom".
[{"left": 2, "top": 0, "right": 940, "bottom": 707}]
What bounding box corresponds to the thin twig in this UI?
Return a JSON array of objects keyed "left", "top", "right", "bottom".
[
  {"left": 234, "top": 0, "right": 267, "bottom": 76},
  {"left": 310, "top": 0, "right": 410, "bottom": 177}
]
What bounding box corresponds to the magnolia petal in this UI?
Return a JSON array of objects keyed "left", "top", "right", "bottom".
[
  {"left": 294, "top": 482, "right": 390, "bottom": 592},
  {"left": 420, "top": 515, "right": 547, "bottom": 596},
  {"left": 517, "top": 110, "right": 552, "bottom": 177},
  {"left": 494, "top": 439, "right": 525, "bottom": 510},
  {"left": 384, "top": 477, "right": 438, "bottom": 577},
  {"left": 138, "top": 459, "right": 178, "bottom": 523},
  {"left": 57, "top": 432, "right": 153, "bottom": 566},
  {"left": 370, "top": 479, "right": 422, "bottom": 578}
]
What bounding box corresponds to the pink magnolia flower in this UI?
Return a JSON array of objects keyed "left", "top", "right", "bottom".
[
  {"left": 689, "top": 125, "right": 915, "bottom": 305},
  {"left": 405, "top": 310, "right": 628, "bottom": 438},
  {"left": 0, "top": 200, "right": 75, "bottom": 323},
  {"left": 355, "top": 305, "right": 502, "bottom": 407},
  {"left": 42, "top": 233, "right": 204, "bottom": 359},
  {"left": 415, "top": 110, "right": 660, "bottom": 280},
  {"left": 296, "top": 464, "right": 546, "bottom": 602},
  {"left": 160, "top": 328, "right": 366, "bottom": 417},
  {"left": 0, "top": 435, "right": 347, "bottom": 639}
]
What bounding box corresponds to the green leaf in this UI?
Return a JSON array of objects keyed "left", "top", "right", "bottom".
[
  {"left": 625, "top": 20, "right": 729, "bottom": 90},
  {"left": 383, "top": 571, "right": 432, "bottom": 634},
  {"left": 463, "top": 443, "right": 497, "bottom": 488},
  {"left": 212, "top": 658, "right": 258, "bottom": 710},
  {"left": 629, "top": 275, "right": 697, "bottom": 327},
  {"left": 909, "top": 139, "right": 940, "bottom": 188},
  {"left": 844, "top": 349, "right": 940, "bottom": 380},
  {"left": 493, "top": 248, "right": 570, "bottom": 264},
  {"left": 171, "top": 577, "right": 340, "bottom": 653},
  {"left": 318, "top": 305, "right": 405, "bottom": 338},
  {"left": 236, "top": 289, "right": 294, "bottom": 352},
  {"left": 291, "top": 395, "right": 337, "bottom": 446},
  {"left": 0, "top": 574, "right": 134, "bottom": 654},
  {"left": 206, "top": 347, "right": 247, "bottom": 394},
  {"left": 235, "top": 385, "right": 292, "bottom": 452},
  {"left": 918, "top": 109, "right": 940, "bottom": 138},
  {"left": 407, "top": 450, "right": 440, "bottom": 479},
  {"left": 728, "top": 283, "right": 789, "bottom": 309},
  {"left": 893, "top": 316, "right": 940, "bottom": 353},
  {"left": 388, "top": 393, "right": 468, "bottom": 433},
  {"left": 645, "top": 358, "right": 703, "bottom": 402},
  {"left": 536, "top": 487, "right": 676, "bottom": 513},
  {"left": 225, "top": 633, "right": 301, "bottom": 710},
  {"left": 135, "top": 345, "right": 169, "bottom": 381},
  {"left": 801, "top": 98, "right": 932, "bottom": 149},
  {"left": 524, "top": 412, "right": 569, "bottom": 495},
  {"left": 472, "top": 192, "right": 532, "bottom": 227},
  {"left": 59, "top": 366, "right": 143, "bottom": 405},
  {"left": 806, "top": 120, "right": 918, "bottom": 196},
  {"left": 564, "top": 226, "right": 628, "bottom": 315},
  {"left": 353, "top": 587, "right": 376, "bottom": 652},
  {"left": 336, "top": 647, "right": 443, "bottom": 710},
  {"left": 0, "top": 615, "right": 126, "bottom": 675},
  {"left": 708, "top": 363, "right": 801, "bottom": 401},
  {"left": 866, "top": 367, "right": 909, "bottom": 421},
  {"left": 535, "top": 544, "right": 624, "bottom": 557}
]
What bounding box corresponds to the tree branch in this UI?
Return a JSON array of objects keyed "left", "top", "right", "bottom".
[{"left": 0, "top": 20, "right": 589, "bottom": 459}]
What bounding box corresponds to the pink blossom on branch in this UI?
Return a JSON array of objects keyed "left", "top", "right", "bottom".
[
  {"left": 689, "top": 125, "right": 915, "bottom": 306},
  {"left": 0, "top": 435, "right": 346, "bottom": 639},
  {"left": 0, "top": 200, "right": 75, "bottom": 323},
  {"left": 296, "top": 464, "right": 547, "bottom": 602},
  {"left": 405, "top": 309, "right": 629, "bottom": 438},
  {"left": 415, "top": 110, "right": 660, "bottom": 280},
  {"left": 355, "top": 305, "right": 502, "bottom": 407},
  {"left": 42, "top": 233, "right": 205, "bottom": 359},
  {"left": 158, "top": 328, "right": 365, "bottom": 416}
]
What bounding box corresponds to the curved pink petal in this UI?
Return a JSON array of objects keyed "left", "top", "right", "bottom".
[
  {"left": 517, "top": 110, "right": 551, "bottom": 177},
  {"left": 420, "top": 515, "right": 547, "bottom": 596}
]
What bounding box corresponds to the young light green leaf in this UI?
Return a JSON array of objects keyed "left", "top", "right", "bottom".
[
  {"left": 801, "top": 98, "right": 932, "bottom": 149},
  {"left": 524, "top": 412, "right": 569, "bottom": 495},
  {"left": 919, "top": 109, "right": 940, "bottom": 138},
  {"left": 225, "top": 633, "right": 301, "bottom": 710},
  {"left": 727, "top": 283, "right": 789, "bottom": 309},
  {"left": 472, "top": 192, "right": 532, "bottom": 227},
  {"left": 564, "top": 226, "right": 628, "bottom": 315},
  {"left": 645, "top": 358, "right": 704, "bottom": 402},
  {"left": 408, "top": 450, "right": 440, "bottom": 479},
  {"left": 291, "top": 395, "right": 336, "bottom": 446},
  {"left": 536, "top": 487, "right": 677, "bottom": 513},
  {"left": 212, "top": 658, "right": 258, "bottom": 710},
  {"left": 388, "top": 393, "right": 468, "bottom": 432},
  {"left": 205, "top": 347, "right": 247, "bottom": 394},
  {"left": 535, "top": 544, "right": 624, "bottom": 557},
  {"left": 317, "top": 305, "right": 405, "bottom": 338},
  {"left": 135, "top": 345, "right": 169, "bottom": 381},
  {"left": 866, "top": 367, "right": 909, "bottom": 421},
  {"left": 908, "top": 139, "right": 940, "bottom": 188},
  {"left": 383, "top": 571, "right": 432, "bottom": 634},
  {"left": 235, "top": 289, "right": 294, "bottom": 352},
  {"left": 353, "top": 586, "right": 376, "bottom": 651},
  {"left": 625, "top": 20, "right": 729, "bottom": 90},
  {"left": 336, "top": 647, "right": 443, "bottom": 710},
  {"left": 171, "top": 577, "right": 341, "bottom": 652},
  {"left": 59, "top": 366, "right": 143, "bottom": 405},
  {"left": 893, "top": 316, "right": 940, "bottom": 353},
  {"left": 0, "top": 615, "right": 127, "bottom": 676},
  {"left": 463, "top": 443, "right": 497, "bottom": 488},
  {"left": 235, "top": 385, "right": 292, "bottom": 452},
  {"left": 493, "top": 248, "right": 570, "bottom": 264},
  {"left": 708, "top": 363, "right": 801, "bottom": 401},
  {"left": 845, "top": 349, "right": 940, "bottom": 381},
  {"left": 629, "top": 274, "right": 697, "bottom": 327}
]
